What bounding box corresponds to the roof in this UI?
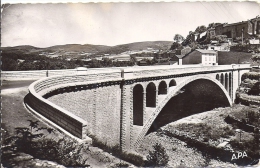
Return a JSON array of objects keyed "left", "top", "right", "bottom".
[
  {"left": 196, "top": 49, "right": 217, "bottom": 54},
  {"left": 223, "top": 21, "right": 247, "bottom": 27},
  {"left": 175, "top": 55, "right": 184, "bottom": 59}
]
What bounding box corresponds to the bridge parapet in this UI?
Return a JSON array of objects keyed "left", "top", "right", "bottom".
[
  {"left": 123, "top": 64, "right": 251, "bottom": 80},
  {"left": 32, "top": 69, "right": 122, "bottom": 95}
]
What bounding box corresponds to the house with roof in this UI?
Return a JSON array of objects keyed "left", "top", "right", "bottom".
[{"left": 178, "top": 49, "right": 218, "bottom": 66}]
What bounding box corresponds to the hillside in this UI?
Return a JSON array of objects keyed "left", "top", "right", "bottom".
[
  {"left": 2, "top": 45, "right": 43, "bottom": 53},
  {"left": 1, "top": 44, "right": 111, "bottom": 58},
  {"left": 46, "top": 44, "right": 111, "bottom": 53},
  {"left": 1, "top": 41, "right": 172, "bottom": 59},
  {"left": 94, "top": 41, "right": 173, "bottom": 55}
]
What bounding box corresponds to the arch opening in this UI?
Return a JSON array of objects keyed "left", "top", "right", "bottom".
[
  {"left": 225, "top": 73, "right": 229, "bottom": 92},
  {"left": 146, "top": 82, "right": 156, "bottom": 107},
  {"left": 169, "top": 79, "right": 177, "bottom": 87},
  {"left": 216, "top": 74, "right": 219, "bottom": 81},
  {"left": 147, "top": 79, "right": 230, "bottom": 134},
  {"left": 133, "top": 84, "right": 143, "bottom": 126},
  {"left": 220, "top": 73, "right": 224, "bottom": 85},
  {"left": 158, "top": 81, "right": 167, "bottom": 95}
]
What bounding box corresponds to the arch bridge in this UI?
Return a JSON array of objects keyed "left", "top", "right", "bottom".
[{"left": 26, "top": 64, "right": 250, "bottom": 152}]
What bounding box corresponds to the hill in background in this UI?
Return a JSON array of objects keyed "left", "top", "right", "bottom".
[
  {"left": 94, "top": 41, "right": 172, "bottom": 55},
  {"left": 2, "top": 41, "right": 172, "bottom": 59}
]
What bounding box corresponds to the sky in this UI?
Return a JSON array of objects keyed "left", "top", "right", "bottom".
[{"left": 1, "top": 1, "right": 260, "bottom": 48}]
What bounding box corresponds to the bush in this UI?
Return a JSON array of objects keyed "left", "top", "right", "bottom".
[
  {"left": 2, "top": 120, "right": 89, "bottom": 167},
  {"left": 230, "top": 138, "right": 260, "bottom": 160},
  {"left": 241, "top": 72, "right": 260, "bottom": 81},
  {"left": 146, "top": 143, "right": 169, "bottom": 167},
  {"left": 112, "top": 162, "right": 129, "bottom": 168},
  {"left": 174, "top": 123, "right": 235, "bottom": 141}
]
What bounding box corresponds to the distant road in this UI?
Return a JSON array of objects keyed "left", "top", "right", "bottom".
[{"left": 1, "top": 80, "right": 36, "bottom": 90}]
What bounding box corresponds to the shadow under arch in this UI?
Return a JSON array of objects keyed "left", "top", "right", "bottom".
[
  {"left": 133, "top": 76, "right": 232, "bottom": 149},
  {"left": 158, "top": 81, "right": 167, "bottom": 95},
  {"left": 146, "top": 82, "right": 156, "bottom": 107},
  {"left": 133, "top": 84, "right": 144, "bottom": 126}
]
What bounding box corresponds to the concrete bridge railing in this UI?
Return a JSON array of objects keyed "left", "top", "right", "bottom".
[
  {"left": 1, "top": 68, "right": 122, "bottom": 80},
  {"left": 122, "top": 64, "right": 250, "bottom": 79}
]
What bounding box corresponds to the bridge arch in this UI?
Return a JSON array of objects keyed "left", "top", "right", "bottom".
[
  {"left": 146, "top": 82, "right": 156, "bottom": 107},
  {"left": 133, "top": 84, "right": 144, "bottom": 126},
  {"left": 133, "top": 76, "right": 232, "bottom": 149},
  {"left": 158, "top": 81, "right": 167, "bottom": 95},
  {"left": 169, "top": 79, "right": 177, "bottom": 87}
]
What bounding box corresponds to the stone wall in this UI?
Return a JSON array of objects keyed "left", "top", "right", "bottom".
[
  {"left": 94, "top": 85, "right": 121, "bottom": 146},
  {"left": 46, "top": 84, "right": 122, "bottom": 147}
]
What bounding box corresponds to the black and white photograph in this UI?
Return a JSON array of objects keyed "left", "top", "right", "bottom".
[{"left": 1, "top": 1, "right": 260, "bottom": 167}]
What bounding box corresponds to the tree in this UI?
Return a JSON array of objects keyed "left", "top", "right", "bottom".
[
  {"left": 102, "top": 58, "right": 113, "bottom": 67},
  {"left": 146, "top": 143, "right": 169, "bottom": 166},
  {"left": 195, "top": 25, "right": 207, "bottom": 33},
  {"left": 89, "top": 59, "right": 102, "bottom": 68},
  {"left": 170, "top": 42, "right": 183, "bottom": 50},
  {"left": 75, "top": 59, "right": 84, "bottom": 67},
  {"left": 252, "top": 53, "right": 260, "bottom": 68},
  {"left": 189, "top": 42, "right": 199, "bottom": 51},
  {"left": 2, "top": 120, "right": 88, "bottom": 167},
  {"left": 207, "top": 23, "right": 222, "bottom": 29},
  {"left": 251, "top": 54, "right": 260, "bottom": 93},
  {"left": 173, "top": 34, "right": 184, "bottom": 43}
]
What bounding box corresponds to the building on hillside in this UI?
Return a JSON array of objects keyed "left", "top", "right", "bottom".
[
  {"left": 249, "top": 38, "right": 260, "bottom": 44},
  {"left": 212, "top": 16, "right": 260, "bottom": 40},
  {"left": 208, "top": 27, "right": 216, "bottom": 39},
  {"left": 207, "top": 41, "right": 230, "bottom": 51},
  {"left": 178, "top": 49, "right": 218, "bottom": 65}
]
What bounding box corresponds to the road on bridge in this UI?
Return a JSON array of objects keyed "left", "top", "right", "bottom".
[{"left": 1, "top": 80, "right": 36, "bottom": 90}]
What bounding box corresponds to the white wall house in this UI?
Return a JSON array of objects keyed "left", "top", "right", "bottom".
[{"left": 198, "top": 49, "right": 218, "bottom": 65}]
